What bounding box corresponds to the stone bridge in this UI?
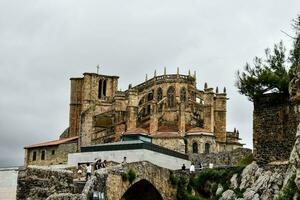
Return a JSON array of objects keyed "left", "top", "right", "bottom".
[{"left": 94, "top": 161, "right": 177, "bottom": 200}]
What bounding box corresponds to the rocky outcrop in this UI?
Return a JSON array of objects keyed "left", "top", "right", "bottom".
[
  {"left": 17, "top": 167, "right": 75, "bottom": 200},
  {"left": 219, "top": 162, "right": 287, "bottom": 200}
]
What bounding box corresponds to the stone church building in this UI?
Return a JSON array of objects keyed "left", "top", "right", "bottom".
[{"left": 24, "top": 69, "right": 243, "bottom": 166}]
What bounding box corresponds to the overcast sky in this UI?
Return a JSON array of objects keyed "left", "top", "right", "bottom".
[{"left": 0, "top": 0, "right": 299, "bottom": 167}]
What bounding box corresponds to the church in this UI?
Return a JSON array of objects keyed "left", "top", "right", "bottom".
[{"left": 24, "top": 69, "right": 243, "bottom": 166}]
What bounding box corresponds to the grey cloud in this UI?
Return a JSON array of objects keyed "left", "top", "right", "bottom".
[{"left": 0, "top": 0, "right": 299, "bottom": 167}]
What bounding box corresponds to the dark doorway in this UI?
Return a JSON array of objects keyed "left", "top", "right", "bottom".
[{"left": 121, "top": 179, "right": 163, "bottom": 200}]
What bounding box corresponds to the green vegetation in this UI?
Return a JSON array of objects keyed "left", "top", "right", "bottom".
[
  {"left": 276, "top": 174, "right": 300, "bottom": 200},
  {"left": 170, "top": 166, "right": 245, "bottom": 200},
  {"left": 236, "top": 154, "right": 254, "bottom": 167},
  {"left": 121, "top": 169, "right": 137, "bottom": 184},
  {"left": 236, "top": 16, "right": 300, "bottom": 101}
]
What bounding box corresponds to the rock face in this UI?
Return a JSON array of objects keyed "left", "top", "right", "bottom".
[
  {"left": 16, "top": 167, "right": 75, "bottom": 200},
  {"left": 219, "top": 162, "right": 287, "bottom": 200}
]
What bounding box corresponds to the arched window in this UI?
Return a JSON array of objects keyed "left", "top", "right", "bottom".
[
  {"left": 98, "top": 79, "right": 107, "bottom": 99},
  {"left": 167, "top": 86, "right": 175, "bottom": 108},
  {"left": 192, "top": 142, "right": 198, "bottom": 153},
  {"left": 98, "top": 80, "right": 103, "bottom": 98},
  {"left": 205, "top": 143, "right": 210, "bottom": 154},
  {"left": 180, "top": 87, "right": 187, "bottom": 102},
  {"left": 157, "top": 88, "right": 163, "bottom": 102},
  {"left": 103, "top": 80, "right": 107, "bottom": 96},
  {"left": 147, "top": 90, "right": 154, "bottom": 101}
]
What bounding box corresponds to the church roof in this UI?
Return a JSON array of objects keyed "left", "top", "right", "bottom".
[{"left": 24, "top": 136, "right": 79, "bottom": 149}]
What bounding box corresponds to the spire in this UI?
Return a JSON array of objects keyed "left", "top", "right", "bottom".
[
  {"left": 216, "top": 87, "right": 219, "bottom": 93},
  {"left": 188, "top": 69, "right": 191, "bottom": 76},
  {"left": 164, "top": 67, "right": 166, "bottom": 75},
  {"left": 145, "top": 74, "right": 148, "bottom": 82},
  {"left": 193, "top": 70, "right": 196, "bottom": 79},
  {"left": 223, "top": 87, "right": 227, "bottom": 93},
  {"left": 234, "top": 128, "right": 236, "bottom": 133},
  {"left": 177, "top": 67, "right": 179, "bottom": 75},
  {"left": 204, "top": 82, "right": 208, "bottom": 89},
  {"left": 154, "top": 69, "right": 157, "bottom": 77}
]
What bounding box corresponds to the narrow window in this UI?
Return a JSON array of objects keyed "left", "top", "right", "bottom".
[
  {"left": 32, "top": 151, "right": 37, "bottom": 161},
  {"left": 192, "top": 142, "right": 198, "bottom": 153},
  {"left": 147, "top": 91, "right": 154, "bottom": 101},
  {"left": 147, "top": 104, "right": 151, "bottom": 115},
  {"left": 52, "top": 150, "right": 55, "bottom": 155},
  {"left": 103, "top": 80, "right": 107, "bottom": 96},
  {"left": 41, "top": 150, "right": 46, "bottom": 160},
  {"left": 180, "top": 87, "right": 187, "bottom": 102},
  {"left": 205, "top": 143, "right": 210, "bottom": 154},
  {"left": 157, "top": 88, "right": 163, "bottom": 102},
  {"left": 98, "top": 80, "right": 103, "bottom": 99},
  {"left": 167, "top": 86, "right": 175, "bottom": 108}
]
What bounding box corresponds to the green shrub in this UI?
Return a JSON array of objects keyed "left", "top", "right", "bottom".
[
  {"left": 170, "top": 172, "right": 179, "bottom": 186},
  {"left": 236, "top": 154, "right": 254, "bottom": 167},
  {"left": 127, "top": 169, "right": 136, "bottom": 184},
  {"left": 276, "top": 174, "right": 300, "bottom": 200},
  {"left": 121, "top": 172, "right": 128, "bottom": 181}
]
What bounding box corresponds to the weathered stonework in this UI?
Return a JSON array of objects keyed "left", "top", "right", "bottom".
[
  {"left": 152, "top": 137, "right": 185, "bottom": 154},
  {"left": 17, "top": 167, "right": 75, "bottom": 200},
  {"left": 253, "top": 93, "right": 300, "bottom": 165}
]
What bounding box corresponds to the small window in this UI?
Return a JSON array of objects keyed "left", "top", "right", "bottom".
[
  {"left": 41, "top": 150, "right": 46, "bottom": 160},
  {"left": 205, "top": 143, "right": 210, "bottom": 154},
  {"left": 147, "top": 91, "right": 154, "bottom": 101},
  {"left": 51, "top": 150, "right": 55, "bottom": 155},
  {"left": 32, "top": 151, "right": 37, "bottom": 161},
  {"left": 192, "top": 142, "right": 198, "bottom": 153},
  {"left": 98, "top": 80, "right": 103, "bottom": 99},
  {"left": 103, "top": 80, "right": 107, "bottom": 96}
]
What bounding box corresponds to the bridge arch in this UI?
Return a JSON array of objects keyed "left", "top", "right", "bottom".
[
  {"left": 95, "top": 161, "right": 177, "bottom": 200},
  {"left": 121, "top": 179, "right": 163, "bottom": 200}
]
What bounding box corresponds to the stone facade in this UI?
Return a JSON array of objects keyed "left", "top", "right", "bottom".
[
  {"left": 253, "top": 93, "right": 300, "bottom": 165},
  {"left": 152, "top": 137, "right": 185, "bottom": 154},
  {"left": 24, "top": 137, "right": 78, "bottom": 166}
]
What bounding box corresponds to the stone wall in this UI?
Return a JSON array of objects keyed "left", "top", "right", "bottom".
[
  {"left": 189, "top": 148, "right": 252, "bottom": 168},
  {"left": 17, "top": 167, "right": 75, "bottom": 200},
  {"left": 152, "top": 137, "right": 185, "bottom": 154},
  {"left": 253, "top": 93, "right": 300, "bottom": 165}
]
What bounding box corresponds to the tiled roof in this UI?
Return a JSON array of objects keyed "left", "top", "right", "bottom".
[
  {"left": 151, "top": 132, "right": 181, "bottom": 138},
  {"left": 158, "top": 125, "right": 178, "bottom": 132},
  {"left": 24, "top": 136, "right": 79, "bottom": 149}
]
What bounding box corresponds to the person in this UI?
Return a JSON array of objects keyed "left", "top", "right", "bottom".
[
  {"left": 86, "top": 163, "right": 92, "bottom": 181},
  {"left": 190, "top": 163, "right": 195, "bottom": 173},
  {"left": 122, "top": 156, "right": 127, "bottom": 164},
  {"left": 77, "top": 164, "right": 83, "bottom": 180},
  {"left": 181, "top": 164, "right": 186, "bottom": 171},
  {"left": 95, "top": 159, "right": 102, "bottom": 170},
  {"left": 102, "top": 160, "right": 107, "bottom": 168}
]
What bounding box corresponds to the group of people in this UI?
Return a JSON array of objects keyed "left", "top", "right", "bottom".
[
  {"left": 181, "top": 162, "right": 202, "bottom": 173},
  {"left": 95, "top": 159, "right": 107, "bottom": 170}
]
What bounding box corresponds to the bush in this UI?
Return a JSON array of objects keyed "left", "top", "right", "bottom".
[
  {"left": 276, "top": 174, "right": 300, "bottom": 200},
  {"left": 121, "top": 172, "right": 128, "bottom": 181},
  {"left": 236, "top": 154, "right": 254, "bottom": 167},
  {"left": 127, "top": 169, "right": 136, "bottom": 184}
]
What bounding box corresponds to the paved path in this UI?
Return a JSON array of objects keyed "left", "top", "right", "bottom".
[{"left": 0, "top": 169, "right": 18, "bottom": 200}]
